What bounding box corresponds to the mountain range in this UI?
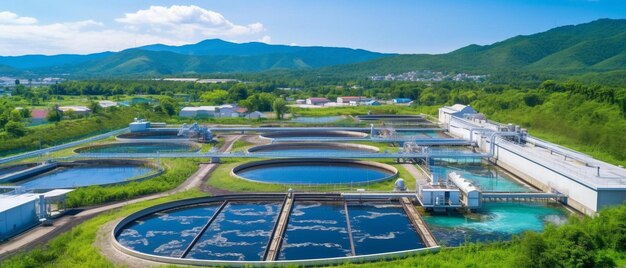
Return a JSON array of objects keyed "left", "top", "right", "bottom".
[
  {"left": 322, "top": 18, "right": 626, "bottom": 76},
  {"left": 0, "top": 18, "right": 625, "bottom": 78}
]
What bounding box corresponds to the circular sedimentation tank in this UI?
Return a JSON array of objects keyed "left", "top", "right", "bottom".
[
  {"left": 355, "top": 114, "right": 428, "bottom": 122},
  {"left": 112, "top": 194, "right": 431, "bottom": 266},
  {"left": 75, "top": 142, "right": 201, "bottom": 154},
  {"left": 247, "top": 142, "right": 379, "bottom": 154},
  {"left": 116, "top": 130, "right": 188, "bottom": 141},
  {"left": 232, "top": 159, "right": 397, "bottom": 185},
  {"left": 259, "top": 130, "right": 368, "bottom": 140},
  {"left": 7, "top": 160, "right": 159, "bottom": 190}
]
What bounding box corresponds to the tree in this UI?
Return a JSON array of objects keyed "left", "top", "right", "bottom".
[
  {"left": 19, "top": 107, "right": 31, "bottom": 119},
  {"left": 88, "top": 101, "right": 101, "bottom": 114},
  {"left": 9, "top": 109, "right": 23, "bottom": 122},
  {"left": 239, "top": 93, "right": 275, "bottom": 112},
  {"left": 46, "top": 105, "right": 62, "bottom": 122},
  {"left": 14, "top": 79, "right": 19, "bottom": 85},
  {"left": 272, "top": 98, "right": 288, "bottom": 120},
  {"left": 4, "top": 121, "right": 27, "bottom": 137},
  {"left": 200, "top": 90, "right": 228, "bottom": 105},
  {"left": 158, "top": 97, "right": 177, "bottom": 116}
]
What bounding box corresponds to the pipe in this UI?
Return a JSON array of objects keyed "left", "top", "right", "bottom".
[{"left": 487, "top": 132, "right": 522, "bottom": 158}]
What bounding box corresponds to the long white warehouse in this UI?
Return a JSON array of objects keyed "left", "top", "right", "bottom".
[{"left": 439, "top": 104, "right": 626, "bottom": 216}]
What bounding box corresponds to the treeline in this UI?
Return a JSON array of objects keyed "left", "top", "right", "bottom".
[{"left": 0, "top": 107, "right": 167, "bottom": 156}]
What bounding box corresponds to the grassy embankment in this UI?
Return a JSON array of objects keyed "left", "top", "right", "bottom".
[{"left": 0, "top": 107, "right": 168, "bottom": 157}]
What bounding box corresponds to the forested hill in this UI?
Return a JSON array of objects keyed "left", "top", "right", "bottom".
[
  {"left": 319, "top": 19, "right": 626, "bottom": 76},
  {"left": 0, "top": 40, "right": 389, "bottom": 77}
]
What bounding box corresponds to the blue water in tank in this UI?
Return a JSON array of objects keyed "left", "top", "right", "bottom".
[
  {"left": 18, "top": 166, "right": 154, "bottom": 189},
  {"left": 116, "top": 204, "right": 220, "bottom": 257},
  {"left": 348, "top": 202, "right": 425, "bottom": 255},
  {"left": 235, "top": 162, "right": 393, "bottom": 185},
  {"left": 185, "top": 202, "right": 281, "bottom": 261},
  {"left": 279, "top": 202, "right": 352, "bottom": 260}
]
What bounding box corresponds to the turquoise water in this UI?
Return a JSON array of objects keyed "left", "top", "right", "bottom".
[
  {"left": 279, "top": 202, "right": 351, "bottom": 260},
  {"left": 236, "top": 163, "right": 393, "bottom": 184},
  {"left": 349, "top": 203, "right": 424, "bottom": 254},
  {"left": 424, "top": 202, "right": 568, "bottom": 246},
  {"left": 117, "top": 204, "right": 220, "bottom": 257},
  {"left": 291, "top": 116, "right": 346, "bottom": 123},
  {"left": 77, "top": 143, "right": 197, "bottom": 154},
  {"left": 430, "top": 165, "right": 533, "bottom": 192},
  {"left": 18, "top": 166, "right": 154, "bottom": 189},
  {"left": 186, "top": 202, "right": 280, "bottom": 261}
]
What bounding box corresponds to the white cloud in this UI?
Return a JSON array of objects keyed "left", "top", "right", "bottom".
[
  {"left": 0, "top": 6, "right": 269, "bottom": 56},
  {"left": 115, "top": 5, "right": 265, "bottom": 39},
  {"left": 0, "top": 11, "right": 37, "bottom": 25}
]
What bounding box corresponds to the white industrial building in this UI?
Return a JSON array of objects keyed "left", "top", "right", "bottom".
[
  {"left": 336, "top": 96, "right": 372, "bottom": 104},
  {"left": 179, "top": 104, "right": 241, "bottom": 118},
  {"left": 438, "top": 104, "right": 476, "bottom": 126},
  {"left": 439, "top": 104, "right": 626, "bottom": 216},
  {"left": 98, "top": 100, "right": 118, "bottom": 108},
  {"left": 58, "top": 106, "right": 91, "bottom": 116},
  {"left": 306, "top": 98, "right": 331, "bottom": 106},
  {"left": 0, "top": 189, "right": 72, "bottom": 241}
]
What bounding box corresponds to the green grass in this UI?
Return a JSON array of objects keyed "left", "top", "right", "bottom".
[{"left": 229, "top": 139, "right": 255, "bottom": 152}]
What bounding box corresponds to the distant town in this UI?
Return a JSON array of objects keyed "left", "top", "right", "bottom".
[{"left": 370, "top": 70, "right": 487, "bottom": 82}]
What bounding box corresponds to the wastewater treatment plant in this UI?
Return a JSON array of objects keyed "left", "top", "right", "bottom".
[{"left": 0, "top": 105, "right": 625, "bottom": 267}]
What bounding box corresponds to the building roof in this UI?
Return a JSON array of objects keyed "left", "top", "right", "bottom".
[
  {"left": 307, "top": 97, "right": 330, "bottom": 102},
  {"left": 59, "top": 106, "right": 90, "bottom": 112},
  {"left": 339, "top": 96, "right": 362, "bottom": 100},
  {"left": 0, "top": 194, "right": 37, "bottom": 213},
  {"left": 31, "top": 109, "right": 48, "bottom": 119},
  {"left": 98, "top": 100, "right": 118, "bottom": 108},
  {"left": 181, "top": 106, "right": 218, "bottom": 112}
]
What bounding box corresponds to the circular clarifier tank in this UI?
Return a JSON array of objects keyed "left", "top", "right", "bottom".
[
  {"left": 259, "top": 130, "right": 368, "bottom": 140},
  {"left": 247, "top": 142, "right": 379, "bottom": 155},
  {"left": 75, "top": 142, "right": 200, "bottom": 154},
  {"left": 232, "top": 159, "right": 397, "bottom": 185},
  {"left": 9, "top": 160, "right": 158, "bottom": 190},
  {"left": 117, "top": 130, "right": 188, "bottom": 141},
  {"left": 112, "top": 194, "right": 430, "bottom": 266},
  {"left": 355, "top": 114, "right": 428, "bottom": 122}
]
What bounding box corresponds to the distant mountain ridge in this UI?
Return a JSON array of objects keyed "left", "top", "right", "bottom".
[
  {"left": 0, "top": 40, "right": 390, "bottom": 76},
  {"left": 320, "top": 19, "right": 626, "bottom": 76},
  {"left": 1, "top": 18, "right": 625, "bottom": 77}
]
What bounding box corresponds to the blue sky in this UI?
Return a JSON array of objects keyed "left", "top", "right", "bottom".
[{"left": 0, "top": 0, "right": 624, "bottom": 55}]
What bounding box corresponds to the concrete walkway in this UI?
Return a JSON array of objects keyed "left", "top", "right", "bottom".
[{"left": 402, "top": 163, "right": 431, "bottom": 186}]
